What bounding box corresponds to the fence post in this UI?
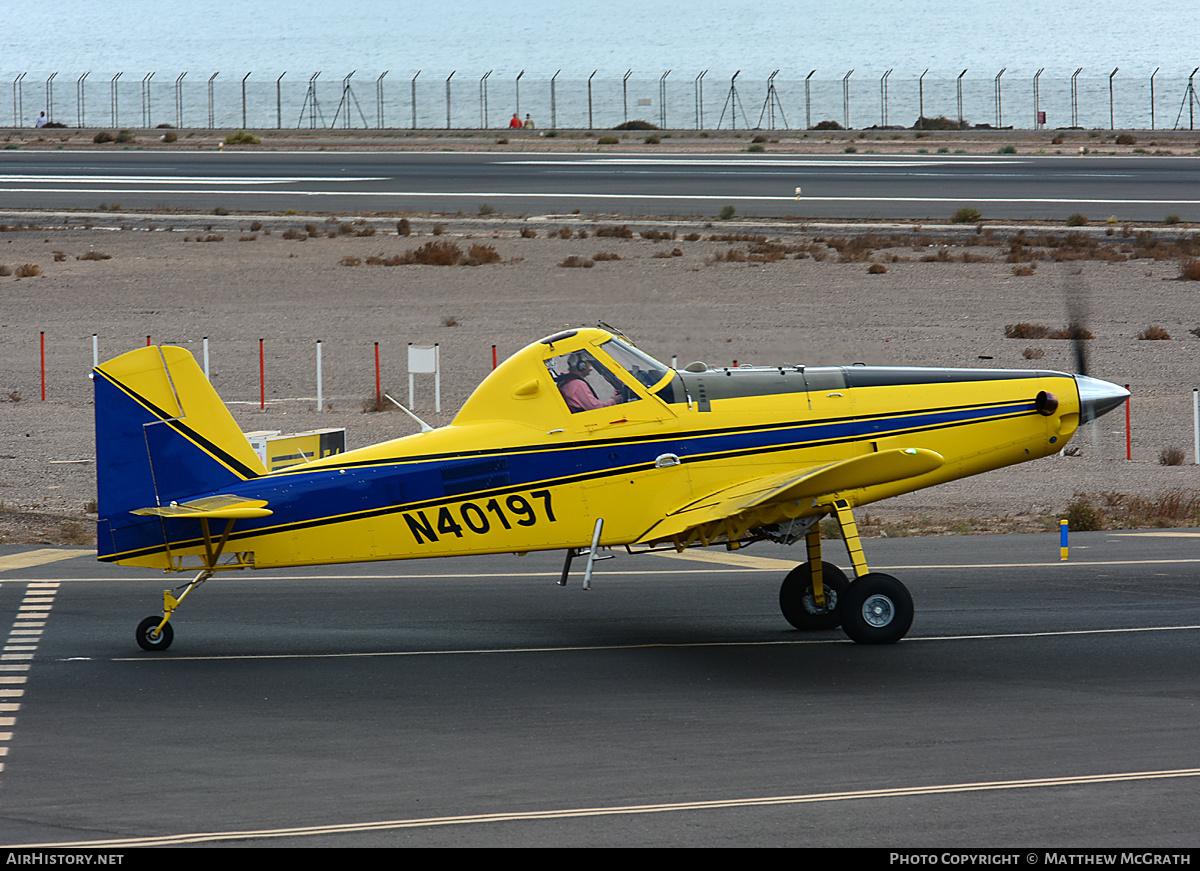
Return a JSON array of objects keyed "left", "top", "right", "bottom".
[
  {"left": 842, "top": 69, "right": 853, "bottom": 129},
  {"left": 46, "top": 72, "right": 57, "bottom": 124},
  {"left": 515, "top": 69, "right": 524, "bottom": 117},
  {"left": 588, "top": 70, "right": 596, "bottom": 129},
  {"left": 1150, "top": 67, "right": 1158, "bottom": 130},
  {"left": 277, "top": 72, "right": 285, "bottom": 129},
  {"left": 141, "top": 71, "right": 153, "bottom": 127},
  {"left": 1033, "top": 68, "right": 1044, "bottom": 128},
  {"left": 376, "top": 70, "right": 387, "bottom": 129},
  {"left": 1109, "top": 67, "right": 1118, "bottom": 129},
  {"left": 658, "top": 70, "right": 671, "bottom": 128},
  {"left": 623, "top": 69, "right": 631, "bottom": 123},
  {"left": 918, "top": 69, "right": 927, "bottom": 128},
  {"left": 175, "top": 71, "right": 186, "bottom": 128},
  {"left": 479, "top": 70, "right": 490, "bottom": 128},
  {"left": 551, "top": 69, "right": 560, "bottom": 129},
  {"left": 241, "top": 72, "right": 251, "bottom": 128},
  {"left": 994, "top": 67, "right": 1005, "bottom": 127},
  {"left": 13, "top": 72, "right": 26, "bottom": 127},
  {"left": 207, "top": 72, "right": 217, "bottom": 128},
  {"left": 411, "top": 70, "right": 420, "bottom": 130},
  {"left": 880, "top": 69, "right": 891, "bottom": 127},
  {"left": 694, "top": 70, "right": 706, "bottom": 129},
  {"left": 77, "top": 71, "right": 89, "bottom": 128},
  {"left": 957, "top": 69, "right": 966, "bottom": 127},
  {"left": 805, "top": 70, "right": 815, "bottom": 130},
  {"left": 111, "top": 72, "right": 122, "bottom": 127},
  {"left": 1072, "top": 68, "right": 1082, "bottom": 126},
  {"left": 445, "top": 70, "right": 455, "bottom": 129}
]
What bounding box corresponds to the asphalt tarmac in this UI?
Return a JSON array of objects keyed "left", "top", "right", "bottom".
[
  {"left": 1, "top": 530, "right": 1198, "bottom": 847},
  {"left": 2, "top": 150, "right": 1199, "bottom": 220}
]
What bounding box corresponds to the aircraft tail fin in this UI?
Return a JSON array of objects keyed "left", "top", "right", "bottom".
[{"left": 93, "top": 346, "right": 267, "bottom": 556}]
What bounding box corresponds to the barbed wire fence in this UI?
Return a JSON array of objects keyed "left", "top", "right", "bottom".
[{"left": 10, "top": 68, "right": 1200, "bottom": 132}]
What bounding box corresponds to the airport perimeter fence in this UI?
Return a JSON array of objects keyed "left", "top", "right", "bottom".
[{"left": 9, "top": 68, "right": 1200, "bottom": 133}]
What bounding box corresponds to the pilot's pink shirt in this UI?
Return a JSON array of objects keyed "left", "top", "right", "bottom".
[{"left": 560, "top": 377, "right": 615, "bottom": 412}]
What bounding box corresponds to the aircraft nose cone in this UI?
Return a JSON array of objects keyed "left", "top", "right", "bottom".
[{"left": 1075, "top": 374, "right": 1129, "bottom": 420}]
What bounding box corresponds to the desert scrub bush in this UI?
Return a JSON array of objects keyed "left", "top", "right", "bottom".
[
  {"left": 339, "top": 256, "right": 362, "bottom": 267},
  {"left": 161, "top": 131, "right": 178, "bottom": 143},
  {"left": 238, "top": 235, "right": 257, "bottom": 242},
  {"left": 718, "top": 205, "right": 737, "bottom": 221},
  {"left": 1138, "top": 325, "right": 1171, "bottom": 340},
  {"left": 249, "top": 221, "right": 263, "bottom": 231},
  {"left": 1115, "top": 133, "right": 1137, "bottom": 145},
  {"left": 652, "top": 248, "right": 684, "bottom": 258},
  {"left": 597, "top": 135, "right": 619, "bottom": 145},
  {"left": 558, "top": 255, "right": 594, "bottom": 268},
  {"left": 431, "top": 225, "right": 446, "bottom": 236},
  {"left": 644, "top": 135, "right": 661, "bottom": 145},
  {"left": 1178, "top": 259, "right": 1200, "bottom": 280},
  {"left": 1065, "top": 213, "right": 1089, "bottom": 226},
  {"left": 14, "top": 263, "right": 39, "bottom": 277},
  {"left": 114, "top": 129, "right": 134, "bottom": 143},
  {"left": 552, "top": 227, "right": 575, "bottom": 239},
  {"left": 593, "top": 252, "right": 621, "bottom": 261},
  {"left": 1159, "top": 446, "right": 1185, "bottom": 466},
  {"left": 640, "top": 229, "right": 676, "bottom": 241},
  {"left": 53, "top": 251, "right": 65, "bottom": 262},
  {"left": 0, "top": 265, "right": 10, "bottom": 276},
  {"left": 746, "top": 143, "right": 765, "bottom": 153},
  {"left": 595, "top": 225, "right": 633, "bottom": 238},
  {"left": 478, "top": 203, "right": 495, "bottom": 215},
  {"left": 1011, "top": 263, "right": 1037, "bottom": 276},
  {"left": 1063, "top": 495, "right": 1105, "bottom": 531},
  {"left": 1164, "top": 214, "right": 1182, "bottom": 225},
  {"left": 867, "top": 263, "right": 887, "bottom": 274},
  {"left": 951, "top": 207, "right": 982, "bottom": 223},
  {"left": 405, "top": 240, "right": 464, "bottom": 265},
  {"left": 914, "top": 115, "right": 965, "bottom": 130},
  {"left": 1004, "top": 322, "right": 1092, "bottom": 340},
  {"left": 76, "top": 251, "right": 111, "bottom": 260},
  {"left": 280, "top": 228, "right": 307, "bottom": 240},
  {"left": 92, "top": 131, "right": 113, "bottom": 144},
  {"left": 224, "top": 130, "right": 261, "bottom": 145},
  {"left": 613, "top": 120, "right": 658, "bottom": 130},
  {"left": 520, "top": 227, "right": 538, "bottom": 238},
  {"left": 811, "top": 120, "right": 843, "bottom": 130},
  {"left": 396, "top": 219, "right": 411, "bottom": 236},
  {"left": 441, "top": 316, "right": 460, "bottom": 327},
  {"left": 996, "top": 145, "right": 1017, "bottom": 154},
  {"left": 466, "top": 244, "right": 501, "bottom": 265},
  {"left": 1022, "top": 347, "right": 1045, "bottom": 360}
]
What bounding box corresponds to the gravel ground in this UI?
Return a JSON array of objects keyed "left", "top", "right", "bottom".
[{"left": 1, "top": 213, "right": 1198, "bottom": 544}]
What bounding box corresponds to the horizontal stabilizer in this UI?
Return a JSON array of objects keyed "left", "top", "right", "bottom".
[{"left": 131, "top": 495, "right": 272, "bottom": 519}]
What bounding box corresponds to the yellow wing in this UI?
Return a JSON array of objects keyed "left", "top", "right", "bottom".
[{"left": 639, "top": 448, "right": 944, "bottom": 544}]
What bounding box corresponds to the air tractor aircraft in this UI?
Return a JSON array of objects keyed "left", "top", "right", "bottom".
[{"left": 93, "top": 326, "right": 1129, "bottom": 651}]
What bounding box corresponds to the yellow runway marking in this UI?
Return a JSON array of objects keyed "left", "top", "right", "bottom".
[
  {"left": 15, "top": 767, "right": 1200, "bottom": 847},
  {"left": 0, "top": 550, "right": 84, "bottom": 573}
]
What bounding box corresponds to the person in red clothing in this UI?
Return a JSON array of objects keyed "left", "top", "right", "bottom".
[
  {"left": 551, "top": 352, "right": 621, "bottom": 413},
  {"left": 509, "top": 113, "right": 523, "bottom": 129}
]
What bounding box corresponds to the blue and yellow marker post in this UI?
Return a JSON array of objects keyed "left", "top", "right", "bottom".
[{"left": 1060, "top": 519, "right": 1068, "bottom": 561}]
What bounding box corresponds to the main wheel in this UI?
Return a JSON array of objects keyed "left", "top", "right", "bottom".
[
  {"left": 841, "top": 573, "right": 913, "bottom": 644},
  {"left": 136, "top": 616, "right": 174, "bottom": 651},
  {"left": 779, "top": 562, "right": 849, "bottom": 630}
]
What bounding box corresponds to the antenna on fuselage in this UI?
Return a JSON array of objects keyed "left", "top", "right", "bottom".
[{"left": 384, "top": 394, "right": 434, "bottom": 433}]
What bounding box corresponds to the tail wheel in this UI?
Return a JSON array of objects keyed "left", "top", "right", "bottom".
[
  {"left": 841, "top": 573, "right": 913, "bottom": 644},
  {"left": 780, "top": 562, "right": 849, "bottom": 630},
  {"left": 136, "top": 616, "right": 174, "bottom": 652}
]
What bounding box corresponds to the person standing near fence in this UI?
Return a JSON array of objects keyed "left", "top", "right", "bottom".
[
  {"left": 34, "top": 111, "right": 47, "bottom": 128},
  {"left": 523, "top": 113, "right": 535, "bottom": 129},
  {"left": 509, "top": 112, "right": 523, "bottom": 129}
]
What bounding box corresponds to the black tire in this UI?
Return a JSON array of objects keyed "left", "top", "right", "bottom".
[
  {"left": 779, "top": 562, "right": 849, "bottom": 630},
  {"left": 841, "top": 573, "right": 913, "bottom": 644},
  {"left": 136, "top": 616, "right": 174, "bottom": 652}
]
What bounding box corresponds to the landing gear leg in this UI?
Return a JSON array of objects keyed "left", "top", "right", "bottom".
[
  {"left": 778, "top": 527, "right": 848, "bottom": 630},
  {"left": 134, "top": 517, "right": 232, "bottom": 652},
  {"left": 829, "top": 499, "right": 913, "bottom": 645}
]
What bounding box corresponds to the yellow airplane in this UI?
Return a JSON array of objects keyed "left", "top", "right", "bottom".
[{"left": 93, "top": 326, "right": 1128, "bottom": 650}]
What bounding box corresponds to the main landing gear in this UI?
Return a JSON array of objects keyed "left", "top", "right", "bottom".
[{"left": 779, "top": 499, "right": 913, "bottom": 644}]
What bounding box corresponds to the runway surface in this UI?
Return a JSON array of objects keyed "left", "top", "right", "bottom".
[
  {"left": 2, "top": 530, "right": 1199, "bottom": 847},
  {"left": 1, "top": 151, "right": 1199, "bottom": 221}
]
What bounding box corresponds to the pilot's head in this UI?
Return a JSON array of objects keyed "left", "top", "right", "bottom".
[{"left": 567, "top": 352, "right": 590, "bottom": 375}]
